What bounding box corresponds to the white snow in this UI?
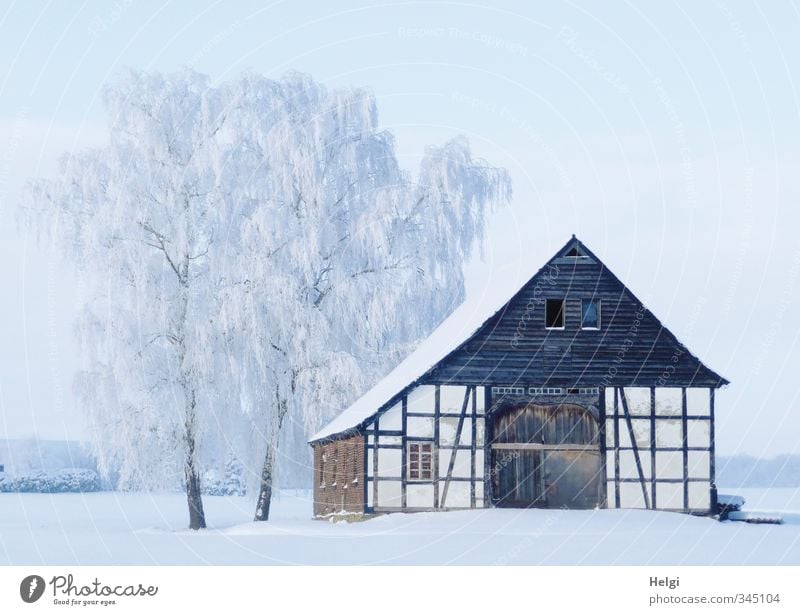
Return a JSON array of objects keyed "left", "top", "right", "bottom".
[
  {"left": 1, "top": 488, "right": 799, "bottom": 565},
  {"left": 718, "top": 493, "right": 746, "bottom": 508}
]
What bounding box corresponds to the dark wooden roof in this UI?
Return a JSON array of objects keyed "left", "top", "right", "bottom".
[
  {"left": 311, "top": 235, "right": 728, "bottom": 443},
  {"left": 427, "top": 236, "right": 729, "bottom": 388}
]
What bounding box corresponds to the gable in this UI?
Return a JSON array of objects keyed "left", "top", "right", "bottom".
[
  {"left": 428, "top": 238, "right": 727, "bottom": 387},
  {"left": 310, "top": 236, "right": 728, "bottom": 442}
]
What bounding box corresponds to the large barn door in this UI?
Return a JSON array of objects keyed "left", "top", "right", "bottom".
[{"left": 491, "top": 404, "right": 601, "bottom": 509}]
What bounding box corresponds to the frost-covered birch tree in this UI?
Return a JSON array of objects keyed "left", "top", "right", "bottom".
[
  {"left": 212, "top": 74, "right": 511, "bottom": 520},
  {"left": 23, "top": 69, "right": 241, "bottom": 529},
  {"left": 23, "top": 68, "right": 510, "bottom": 526}
]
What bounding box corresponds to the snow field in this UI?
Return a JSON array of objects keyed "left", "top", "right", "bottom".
[{"left": 1, "top": 489, "right": 798, "bottom": 565}]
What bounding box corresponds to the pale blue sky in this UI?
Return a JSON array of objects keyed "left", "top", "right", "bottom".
[{"left": 1, "top": 1, "right": 799, "bottom": 456}]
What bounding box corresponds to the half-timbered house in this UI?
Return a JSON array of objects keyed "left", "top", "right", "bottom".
[{"left": 309, "top": 236, "right": 728, "bottom": 517}]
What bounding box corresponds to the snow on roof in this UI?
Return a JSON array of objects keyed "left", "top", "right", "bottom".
[{"left": 309, "top": 255, "right": 539, "bottom": 442}]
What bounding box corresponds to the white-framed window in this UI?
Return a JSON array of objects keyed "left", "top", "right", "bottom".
[
  {"left": 408, "top": 442, "right": 433, "bottom": 481},
  {"left": 492, "top": 386, "right": 525, "bottom": 395},
  {"left": 529, "top": 387, "right": 564, "bottom": 395},
  {"left": 545, "top": 299, "right": 565, "bottom": 329},
  {"left": 564, "top": 386, "right": 600, "bottom": 395},
  {"left": 581, "top": 298, "right": 601, "bottom": 329}
]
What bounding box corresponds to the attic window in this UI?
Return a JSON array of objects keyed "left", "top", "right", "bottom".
[
  {"left": 581, "top": 299, "right": 600, "bottom": 329},
  {"left": 545, "top": 299, "right": 565, "bottom": 329},
  {"left": 564, "top": 243, "right": 587, "bottom": 258}
]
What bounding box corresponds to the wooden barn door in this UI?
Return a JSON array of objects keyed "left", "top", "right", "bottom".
[{"left": 491, "top": 404, "right": 601, "bottom": 509}]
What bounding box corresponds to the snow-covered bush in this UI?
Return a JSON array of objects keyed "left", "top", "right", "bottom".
[
  {"left": 202, "top": 458, "right": 246, "bottom": 496},
  {"left": 0, "top": 468, "right": 102, "bottom": 493}
]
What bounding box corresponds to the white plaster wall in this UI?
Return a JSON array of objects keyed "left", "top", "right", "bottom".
[
  {"left": 475, "top": 386, "right": 486, "bottom": 414},
  {"left": 605, "top": 420, "right": 615, "bottom": 447},
  {"left": 619, "top": 449, "right": 652, "bottom": 479},
  {"left": 688, "top": 451, "right": 710, "bottom": 479},
  {"left": 376, "top": 480, "right": 402, "bottom": 507},
  {"left": 438, "top": 448, "right": 472, "bottom": 479},
  {"left": 380, "top": 401, "right": 403, "bottom": 430},
  {"left": 439, "top": 385, "right": 468, "bottom": 413},
  {"left": 407, "top": 416, "right": 435, "bottom": 437},
  {"left": 618, "top": 421, "right": 632, "bottom": 448},
  {"left": 619, "top": 482, "right": 648, "bottom": 508},
  {"left": 686, "top": 387, "right": 710, "bottom": 415},
  {"left": 377, "top": 447, "right": 402, "bottom": 477},
  {"left": 689, "top": 482, "right": 711, "bottom": 509},
  {"left": 475, "top": 417, "right": 485, "bottom": 446},
  {"left": 407, "top": 483, "right": 435, "bottom": 508},
  {"left": 655, "top": 388, "right": 683, "bottom": 416},
  {"left": 623, "top": 387, "right": 651, "bottom": 415},
  {"left": 655, "top": 418, "right": 682, "bottom": 447},
  {"left": 407, "top": 385, "right": 436, "bottom": 413},
  {"left": 439, "top": 417, "right": 471, "bottom": 445},
  {"left": 656, "top": 482, "right": 683, "bottom": 508},
  {"left": 442, "top": 481, "right": 471, "bottom": 508},
  {"left": 687, "top": 420, "right": 710, "bottom": 448},
  {"left": 630, "top": 419, "right": 651, "bottom": 448},
  {"left": 656, "top": 450, "right": 683, "bottom": 479}
]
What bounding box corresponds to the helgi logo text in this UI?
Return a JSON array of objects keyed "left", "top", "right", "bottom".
[{"left": 20, "top": 575, "right": 46, "bottom": 603}]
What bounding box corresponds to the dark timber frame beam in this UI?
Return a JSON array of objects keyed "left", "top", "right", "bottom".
[
  {"left": 599, "top": 388, "right": 607, "bottom": 508},
  {"left": 650, "top": 386, "right": 657, "bottom": 509},
  {"left": 470, "top": 387, "right": 477, "bottom": 509},
  {"left": 709, "top": 387, "right": 716, "bottom": 511},
  {"left": 614, "top": 388, "right": 620, "bottom": 508},
  {"left": 433, "top": 386, "right": 440, "bottom": 507},
  {"left": 401, "top": 396, "right": 408, "bottom": 509},
  {"left": 682, "top": 387, "right": 689, "bottom": 510}
]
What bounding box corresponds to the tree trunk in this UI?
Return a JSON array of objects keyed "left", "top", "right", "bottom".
[
  {"left": 185, "top": 460, "right": 206, "bottom": 530},
  {"left": 184, "top": 390, "right": 207, "bottom": 530},
  {"left": 253, "top": 440, "right": 276, "bottom": 521},
  {"left": 254, "top": 391, "right": 288, "bottom": 522},
  {"left": 176, "top": 253, "right": 206, "bottom": 530}
]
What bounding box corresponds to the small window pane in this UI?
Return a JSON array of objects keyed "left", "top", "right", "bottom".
[
  {"left": 581, "top": 299, "right": 600, "bottom": 329},
  {"left": 408, "top": 442, "right": 433, "bottom": 481},
  {"left": 545, "top": 299, "right": 565, "bottom": 328}
]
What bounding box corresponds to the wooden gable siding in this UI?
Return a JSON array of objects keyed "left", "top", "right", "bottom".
[{"left": 427, "top": 254, "right": 725, "bottom": 388}]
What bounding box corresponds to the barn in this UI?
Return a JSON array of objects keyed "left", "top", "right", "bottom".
[{"left": 309, "top": 236, "right": 728, "bottom": 517}]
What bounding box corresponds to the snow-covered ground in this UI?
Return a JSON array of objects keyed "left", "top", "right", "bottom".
[{"left": 1, "top": 489, "right": 798, "bottom": 565}]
